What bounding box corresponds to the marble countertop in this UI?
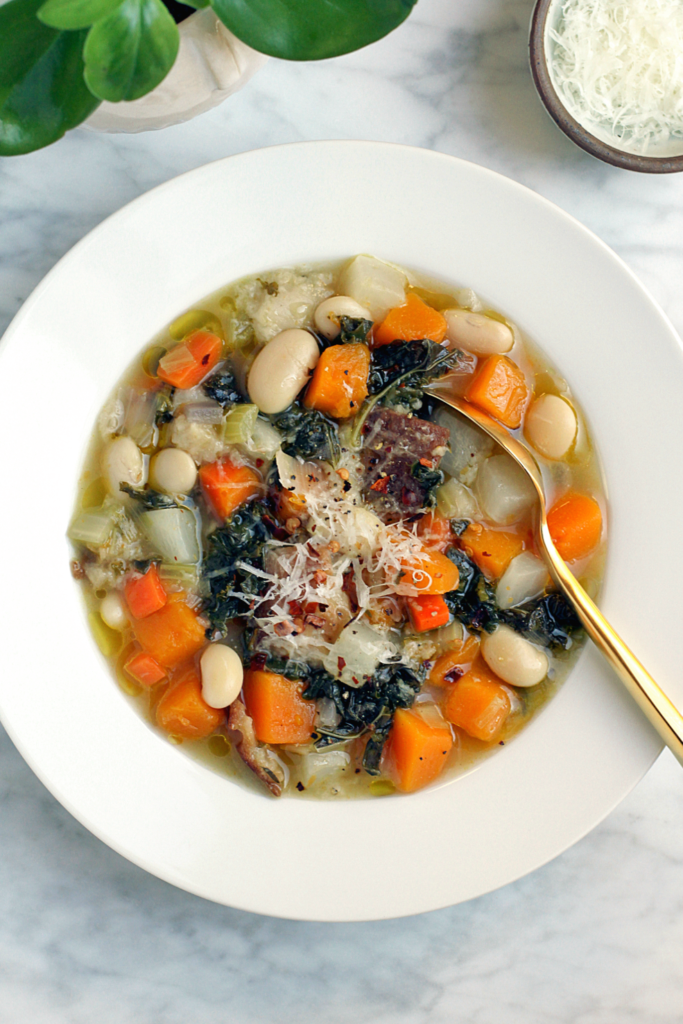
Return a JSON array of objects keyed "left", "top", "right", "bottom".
[{"left": 2, "top": 0, "right": 683, "bottom": 1019}]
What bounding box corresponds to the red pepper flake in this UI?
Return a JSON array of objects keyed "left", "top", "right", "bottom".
[
  {"left": 310, "top": 570, "right": 327, "bottom": 589},
  {"left": 288, "top": 600, "right": 303, "bottom": 617},
  {"left": 337, "top": 657, "right": 347, "bottom": 673},
  {"left": 255, "top": 458, "right": 264, "bottom": 468},
  {"left": 443, "top": 666, "right": 465, "bottom": 684},
  {"left": 201, "top": 353, "right": 210, "bottom": 365},
  {"left": 370, "top": 476, "right": 390, "bottom": 493},
  {"left": 419, "top": 457, "right": 434, "bottom": 468}
]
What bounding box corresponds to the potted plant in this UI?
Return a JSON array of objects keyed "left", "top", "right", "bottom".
[{"left": 0, "top": 0, "right": 417, "bottom": 155}]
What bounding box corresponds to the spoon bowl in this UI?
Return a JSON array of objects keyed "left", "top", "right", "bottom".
[{"left": 428, "top": 388, "right": 683, "bottom": 766}]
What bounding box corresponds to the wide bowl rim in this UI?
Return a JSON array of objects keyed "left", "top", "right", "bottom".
[
  {"left": 529, "top": 0, "right": 683, "bottom": 174},
  {"left": 1, "top": 140, "right": 681, "bottom": 921}
]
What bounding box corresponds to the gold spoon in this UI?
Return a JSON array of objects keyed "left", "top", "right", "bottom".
[{"left": 427, "top": 389, "right": 683, "bottom": 766}]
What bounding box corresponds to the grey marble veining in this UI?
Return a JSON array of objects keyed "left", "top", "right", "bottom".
[{"left": 2, "top": 0, "right": 683, "bottom": 1019}]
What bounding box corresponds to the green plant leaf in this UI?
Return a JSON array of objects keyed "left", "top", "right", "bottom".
[
  {"left": 83, "top": 0, "right": 179, "bottom": 102},
  {"left": 0, "top": 0, "right": 100, "bottom": 156},
  {"left": 210, "top": 0, "right": 418, "bottom": 60},
  {"left": 38, "top": 0, "right": 126, "bottom": 31}
]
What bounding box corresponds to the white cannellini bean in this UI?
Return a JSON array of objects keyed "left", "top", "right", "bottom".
[
  {"left": 475, "top": 453, "right": 537, "bottom": 525},
  {"left": 102, "top": 435, "right": 145, "bottom": 500},
  {"left": 495, "top": 552, "right": 550, "bottom": 610},
  {"left": 247, "top": 328, "right": 320, "bottom": 414},
  {"left": 100, "top": 591, "right": 128, "bottom": 630},
  {"left": 524, "top": 394, "right": 578, "bottom": 460},
  {"left": 314, "top": 295, "right": 372, "bottom": 339},
  {"left": 200, "top": 644, "right": 244, "bottom": 709},
  {"left": 149, "top": 447, "right": 197, "bottom": 494},
  {"left": 443, "top": 308, "right": 514, "bottom": 356},
  {"left": 481, "top": 625, "right": 549, "bottom": 687}
]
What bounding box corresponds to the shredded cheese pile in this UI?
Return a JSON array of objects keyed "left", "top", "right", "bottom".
[{"left": 548, "top": 0, "right": 683, "bottom": 154}]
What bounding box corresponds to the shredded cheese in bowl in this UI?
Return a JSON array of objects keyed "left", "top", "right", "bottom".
[{"left": 547, "top": 0, "right": 683, "bottom": 156}]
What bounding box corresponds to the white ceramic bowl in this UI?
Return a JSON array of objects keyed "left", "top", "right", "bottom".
[{"left": 1, "top": 142, "right": 682, "bottom": 921}]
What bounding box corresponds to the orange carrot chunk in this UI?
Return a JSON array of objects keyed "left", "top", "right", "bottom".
[
  {"left": 443, "top": 658, "right": 511, "bottom": 742},
  {"left": 124, "top": 563, "right": 167, "bottom": 619},
  {"left": 304, "top": 343, "right": 370, "bottom": 419},
  {"left": 199, "top": 457, "right": 262, "bottom": 521},
  {"left": 132, "top": 601, "right": 206, "bottom": 669},
  {"left": 401, "top": 547, "right": 459, "bottom": 594},
  {"left": 406, "top": 594, "right": 451, "bottom": 633},
  {"left": 416, "top": 510, "right": 453, "bottom": 552},
  {"left": 156, "top": 665, "right": 224, "bottom": 739},
  {"left": 460, "top": 523, "right": 524, "bottom": 579},
  {"left": 124, "top": 650, "right": 167, "bottom": 687},
  {"left": 386, "top": 707, "right": 454, "bottom": 793},
  {"left": 157, "top": 330, "right": 222, "bottom": 390},
  {"left": 465, "top": 354, "right": 529, "bottom": 428},
  {"left": 373, "top": 293, "right": 448, "bottom": 348},
  {"left": 242, "top": 669, "right": 317, "bottom": 745},
  {"left": 429, "top": 635, "right": 481, "bottom": 686},
  {"left": 547, "top": 492, "right": 603, "bottom": 562}
]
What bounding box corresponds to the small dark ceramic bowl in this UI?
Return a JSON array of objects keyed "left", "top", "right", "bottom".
[{"left": 530, "top": 0, "right": 683, "bottom": 173}]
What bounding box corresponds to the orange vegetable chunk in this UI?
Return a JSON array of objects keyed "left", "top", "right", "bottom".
[
  {"left": 373, "top": 293, "right": 448, "bottom": 348},
  {"left": 156, "top": 665, "right": 224, "bottom": 739},
  {"left": 406, "top": 594, "right": 451, "bottom": 633},
  {"left": 443, "top": 658, "right": 511, "bottom": 742},
  {"left": 416, "top": 510, "right": 453, "bottom": 552},
  {"left": 157, "top": 330, "right": 222, "bottom": 390},
  {"left": 460, "top": 523, "right": 524, "bottom": 579},
  {"left": 386, "top": 707, "right": 453, "bottom": 793},
  {"left": 242, "top": 669, "right": 317, "bottom": 744},
  {"left": 124, "top": 650, "right": 167, "bottom": 687},
  {"left": 465, "top": 354, "right": 529, "bottom": 428},
  {"left": 429, "top": 635, "right": 481, "bottom": 686},
  {"left": 124, "top": 563, "right": 167, "bottom": 619},
  {"left": 132, "top": 601, "right": 206, "bottom": 669},
  {"left": 304, "top": 342, "right": 370, "bottom": 419},
  {"left": 199, "top": 457, "right": 262, "bottom": 521},
  {"left": 547, "top": 492, "right": 603, "bottom": 563},
  {"left": 401, "top": 547, "right": 459, "bottom": 594}
]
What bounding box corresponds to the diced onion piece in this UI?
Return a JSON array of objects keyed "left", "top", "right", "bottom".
[
  {"left": 322, "top": 620, "right": 400, "bottom": 686},
  {"left": 432, "top": 407, "right": 494, "bottom": 485},
  {"left": 248, "top": 418, "right": 282, "bottom": 457},
  {"left": 223, "top": 403, "right": 259, "bottom": 444},
  {"left": 299, "top": 750, "right": 351, "bottom": 787},
  {"left": 436, "top": 478, "right": 479, "bottom": 520},
  {"left": 181, "top": 400, "right": 224, "bottom": 425},
  {"left": 475, "top": 454, "right": 537, "bottom": 525},
  {"left": 68, "top": 509, "right": 116, "bottom": 546},
  {"left": 139, "top": 506, "right": 200, "bottom": 564},
  {"left": 495, "top": 552, "right": 550, "bottom": 609},
  {"left": 123, "top": 388, "right": 157, "bottom": 448},
  {"left": 337, "top": 255, "right": 407, "bottom": 320}
]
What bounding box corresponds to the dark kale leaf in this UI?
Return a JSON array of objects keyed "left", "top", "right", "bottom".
[
  {"left": 155, "top": 387, "right": 175, "bottom": 425},
  {"left": 273, "top": 402, "right": 340, "bottom": 462},
  {"left": 119, "top": 484, "right": 178, "bottom": 509},
  {"left": 368, "top": 339, "right": 460, "bottom": 401},
  {"left": 201, "top": 501, "right": 274, "bottom": 631},
  {"left": 242, "top": 638, "right": 312, "bottom": 683},
  {"left": 444, "top": 548, "right": 499, "bottom": 633},
  {"left": 502, "top": 592, "right": 582, "bottom": 651},
  {"left": 202, "top": 370, "right": 245, "bottom": 408},
  {"left": 338, "top": 316, "right": 373, "bottom": 344},
  {"left": 411, "top": 461, "right": 444, "bottom": 508},
  {"left": 450, "top": 518, "right": 470, "bottom": 536},
  {"left": 303, "top": 663, "right": 424, "bottom": 775}
]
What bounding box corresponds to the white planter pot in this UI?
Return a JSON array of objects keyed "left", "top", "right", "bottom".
[{"left": 84, "top": 10, "right": 268, "bottom": 134}]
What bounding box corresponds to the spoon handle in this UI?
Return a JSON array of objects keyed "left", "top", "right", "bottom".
[{"left": 537, "top": 519, "right": 683, "bottom": 766}]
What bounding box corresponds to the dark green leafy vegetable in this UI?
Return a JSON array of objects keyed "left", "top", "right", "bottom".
[
  {"left": 119, "top": 484, "right": 178, "bottom": 509},
  {"left": 202, "top": 501, "right": 274, "bottom": 631},
  {"left": 303, "top": 663, "right": 424, "bottom": 775},
  {"left": 410, "top": 461, "right": 444, "bottom": 508},
  {"left": 273, "top": 402, "right": 339, "bottom": 462},
  {"left": 0, "top": 0, "right": 99, "bottom": 156},
  {"left": 83, "top": 0, "right": 179, "bottom": 102},
  {"left": 338, "top": 316, "right": 373, "bottom": 345},
  {"left": 444, "top": 548, "right": 499, "bottom": 633},
  {"left": 502, "top": 592, "right": 582, "bottom": 651},
  {"left": 154, "top": 386, "right": 175, "bottom": 425},
  {"left": 209, "top": 0, "right": 417, "bottom": 61},
  {"left": 202, "top": 370, "right": 244, "bottom": 408}
]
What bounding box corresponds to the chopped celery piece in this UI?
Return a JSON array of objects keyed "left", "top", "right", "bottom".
[
  {"left": 69, "top": 509, "right": 115, "bottom": 546},
  {"left": 123, "top": 388, "right": 157, "bottom": 448},
  {"left": 139, "top": 506, "right": 201, "bottom": 565},
  {"left": 80, "top": 477, "right": 107, "bottom": 509},
  {"left": 88, "top": 612, "right": 123, "bottom": 658},
  {"left": 158, "top": 563, "right": 200, "bottom": 587},
  {"left": 223, "top": 403, "right": 259, "bottom": 444},
  {"left": 169, "top": 309, "right": 223, "bottom": 341},
  {"left": 226, "top": 317, "right": 255, "bottom": 349}
]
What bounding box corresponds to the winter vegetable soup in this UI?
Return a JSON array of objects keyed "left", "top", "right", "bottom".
[{"left": 70, "top": 255, "right": 605, "bottom": 798}]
